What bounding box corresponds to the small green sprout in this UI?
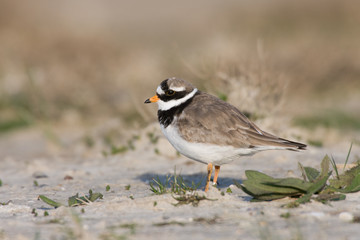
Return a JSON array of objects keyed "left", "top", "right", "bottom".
[{"left": 280, "top": 212, "right": 291, "bottom": 218}]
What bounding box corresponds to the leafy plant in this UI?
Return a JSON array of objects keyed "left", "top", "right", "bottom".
[
  {"left": 235, "top": 152, "right": 360, "bottom": 206},
  {"left": 39, "top": 189, "right": 103, "bottom": 208},
  {"left": 67, "top": 190, "right": 103, "bottom": 207}
]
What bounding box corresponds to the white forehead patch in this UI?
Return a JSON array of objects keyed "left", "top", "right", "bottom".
[
  {"left": 170, "top": 86, "right": 186, "bottom": 92},
  {"left": 157, "top": 88, "right": 198, "bottom": 111},
  {"left": 156, "top": 86, "right": 165, "bottom": 95}
]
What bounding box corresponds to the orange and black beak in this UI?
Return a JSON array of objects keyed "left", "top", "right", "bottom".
[{"left": 144, "top": 95, "right": 159, "bottom": 104}]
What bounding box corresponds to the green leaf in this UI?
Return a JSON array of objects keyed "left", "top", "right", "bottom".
[
  {"left": 88, "top": 192, "right": 103, "bottom": 202},
  {"left": 341, "top": 174, "right": 360, "bottom": 193},
  {"left": 265, "top": 178, "right": 313, "bottom": 192},
  {"left": 315, "top": 193, "right": 346, "bottom": 203},
  {"left": 242, "top": 179, "right": 303, "bottom": 195},
  {"left": 250, "top": 193, "right": 291, "bottom": 201},
  {"left": 309, "top": 171, "right": 331, "bottom": 194},
  {"left": 244, "top": 171, "right": 312, "bottom": 192},
  {"left": 298, "top": 162, "right": 307, "bottom": 181},
  {"left": 295, "top": 171, "right": 331, "bottom": 204},
  {"left": 236, "top": 171, "right": 310, "bottom": 201},
  {"left": 304, "top": 167, "right": 320, "bottom": 182},
  {"left": 296, "top": 193, "right": 312, "bottom": 204},
  {"left": 320, "top": 155, "right": 330, "bottom": 178},
  {"left": 244, "top": 170, "right": 276, "bottom": 181},
  {"left": 38, "top": 195, "right": 63, "bottom": 208},
  {"left": 68, "top": 194, "right": 79, "bottom": 206},
  {"left": 330, "top": 194, "right": 346, "bottom": 201}
]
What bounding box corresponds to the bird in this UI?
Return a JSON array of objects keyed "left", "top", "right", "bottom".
[{"left": 144, "top": 77, "right": 306, "bottom": 192}]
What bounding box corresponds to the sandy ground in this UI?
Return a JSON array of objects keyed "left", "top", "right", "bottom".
[{"left": 0, "top": 125, "right": 360, "bottom": 240}]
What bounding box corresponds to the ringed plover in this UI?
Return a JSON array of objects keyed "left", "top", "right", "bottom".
[{"left": 145, "top": 77, "right": 306, "bottom": 192}]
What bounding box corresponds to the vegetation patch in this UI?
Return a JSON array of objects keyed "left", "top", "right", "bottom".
[
  {"left": 149, "top": 170, "right": 215, "bottom": 206},
  {"left": 235, "top": 145, "right": 360, "bottom": 207},
  {"left": 172, "top": 192, "right": 215, "bottom": 207},
  {"left": 0, "top": 112, "right": 33, "bottom": 133},
  {"left": 1, "top": 200, "right": 11, "bottom": 206},
  {"left": 307, "top": 139, "right": 323, "bottom": 147},
  {"left": 149, "top": 170, "right": 203, "bottom": 195},
  {"left": 38, "top": 189, "right": 103, "bottom": 208},
  {"left": 293, "top": 110, "right": 360, "bottom": 130}
]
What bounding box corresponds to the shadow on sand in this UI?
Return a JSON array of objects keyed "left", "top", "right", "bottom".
[{"left": 136, "top": 172, "right": 243, "bottom": 190}]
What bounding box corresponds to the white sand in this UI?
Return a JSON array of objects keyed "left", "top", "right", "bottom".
[{"left": 0, "top": 126, "right": 359, "bottom": 240}]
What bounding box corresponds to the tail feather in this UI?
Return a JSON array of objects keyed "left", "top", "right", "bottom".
[
  {"left": 278, "top": 138, "right": 307, "bottom": 150},
  {"left": 247, "top": 131, "right": 307, "bottom": 150}
]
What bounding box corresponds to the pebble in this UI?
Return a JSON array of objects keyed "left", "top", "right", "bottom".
[{"left": 339, "top": 212, "right": 354, "bottom": 222}]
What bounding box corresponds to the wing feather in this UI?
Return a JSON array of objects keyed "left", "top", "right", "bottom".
[{"left": 177, "top": 92, "right": 306, "bottom": 150}]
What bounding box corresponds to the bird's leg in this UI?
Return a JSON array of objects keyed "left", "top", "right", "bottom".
[
  {"left": 205, "top": 163, "right": 213, "bottom": 192},
  {"left": 213, "top": 166, "right": 220, "bottom": 186}
]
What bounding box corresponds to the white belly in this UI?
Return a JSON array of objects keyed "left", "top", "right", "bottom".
[{"left": 160, "top": 124, "right": 257, "bottom": 165}]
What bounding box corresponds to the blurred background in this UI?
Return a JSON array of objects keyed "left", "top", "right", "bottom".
[{"left": 0, "top": 0, "right": 359, "bottom": 158}]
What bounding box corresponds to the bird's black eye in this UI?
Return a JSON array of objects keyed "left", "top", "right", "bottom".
[{"left": 165, "top": 90, "right": 175, "bottom": 96}]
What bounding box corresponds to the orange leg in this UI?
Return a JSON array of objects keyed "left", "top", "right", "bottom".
[
  {"left": 205, "top": 163, "right": 213, "bottom": 192},
  {"left": 213, "top": 166, "right": 220, "bottom": 186}
]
